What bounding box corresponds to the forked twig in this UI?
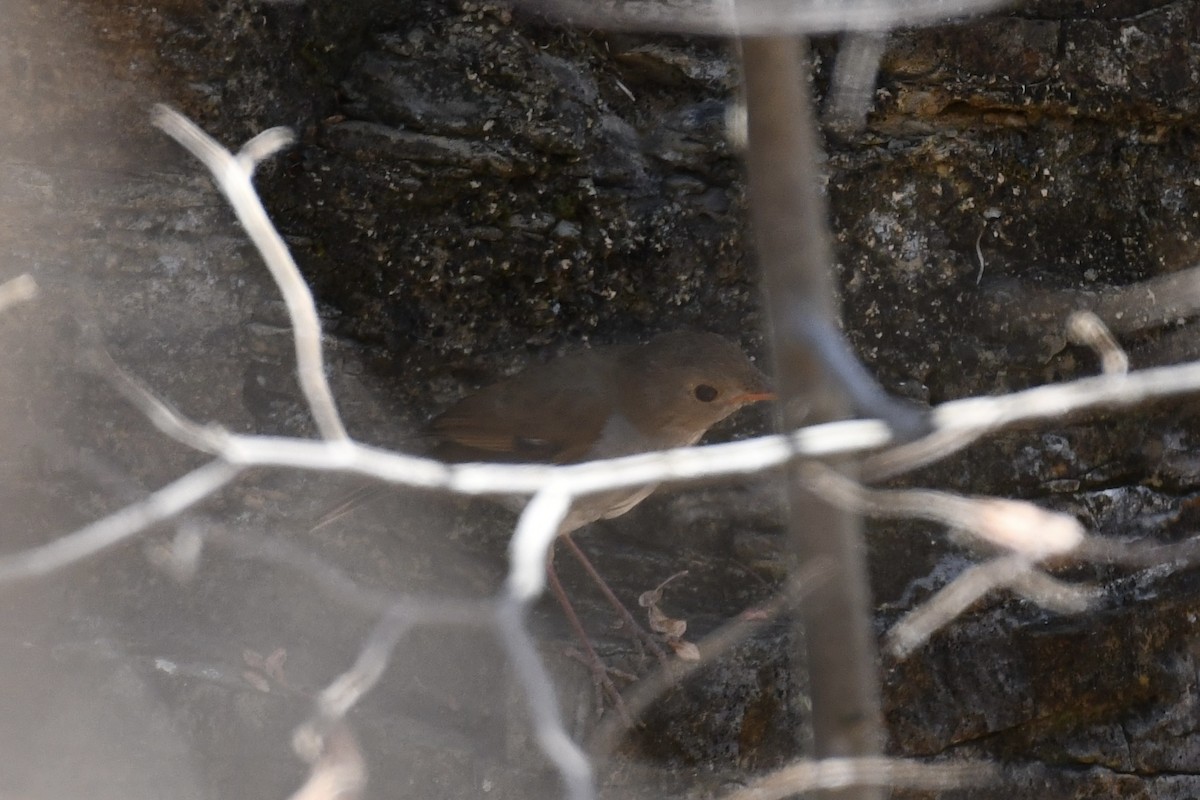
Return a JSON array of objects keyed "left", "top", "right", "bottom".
[{"left": 151, "top": 105, "right": 347, "bottom": 442}]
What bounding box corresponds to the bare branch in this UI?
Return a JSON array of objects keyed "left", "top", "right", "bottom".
[
  {"left": 71, "top": 312, "right": 1200, "bottom": 518},
  {"left": 867, "top": 357, "right": 1200, "bottom": 480},
  {"left": 1076, "top": 535, "right": 1200, "bottom": 567},
  {"left": 1090, "top": 265, "right": 1200, "bottom": 334},
  {"left": 935, "top": 358, "right": 1200, "bottom": 428},
  {"left": 885, "top": 553, "right": 1100, "bottom": 659},
  {"left": 802, "top": 463, "right": 1096, "bottom": 657},
  {"left": 301, "top": 606, "right": 414, "bottom": 745},
  {"left": 0, "top": 460, "right": 241, "bottom": 583},
  {"left": 721, "top": 756, "right": 995, "bottom": 800},
  {"left": 494, "top": 488, "right": 600, "bottom": 799},
  {"left": 802, "top": 463, "right": 1085, "bottom": 559},
  {"left": 238, "top": 127, "right": 296, "bottom": 175},
  {"left": 886, "top": 555, "right": 1041, "bottom": 658},
  {"left": 15, "top": 348, "right": 1200, "bottom": 593},
  {"left": 494, "top": 595, "right": 595, "bottom": 800},
  {"left": 228, "top": 355, "right": 1200, "bottom": 491},
  {"left": 861, "top": 427, "right": 989, "bottom": 483},
  {"left": 1005, "top": 264, "right": 1200, "bottom": 339},
  {"left": 508, "top": 0, "right": 1010, "bottom": 36},
  {"left": 151, "top": 105, "right": 348, "bottom": 442}
]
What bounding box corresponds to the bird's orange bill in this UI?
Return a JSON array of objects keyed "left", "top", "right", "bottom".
[{"left": 734, "top": 391, "right": 777, "bottom": 404}]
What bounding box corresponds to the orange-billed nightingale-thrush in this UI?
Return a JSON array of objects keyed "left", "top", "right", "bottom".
[{"left": 319, "top": 331, "right": 774, "bottom": 710}]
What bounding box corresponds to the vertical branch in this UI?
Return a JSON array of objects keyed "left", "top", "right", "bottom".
[{"left": 742, "top": 35, "right": 884, "bottom": 798}]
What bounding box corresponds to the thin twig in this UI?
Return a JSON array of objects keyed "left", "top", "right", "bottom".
[
  {"left": 1076, "top": 535, "right": 1200, "bottom": 567},
  {"left": 885, "top": 553, "right": 1101, "bottom": 658},
  {"left": 1008, "top": 568, "right": 1098, "bottom": 613},
  {"left": 305, "top": 606, "right": 414, "bottom": 742},
  {"left": 89, "top": 343, "right": 225, "bottom": 454},
  {"left": 208, "top": 350, "right": 1200, "bottom": 491},
  {"left": 1003, "top": 263, "right": 1200, "bottom": 339},
  {"left": 499, "top": 488, "right": 601, "bottom": 792},
  {"left": 288, "top": 723, "right": 367, "bottom": 800},
  {"left": 975, "top": 226, "right": 987, "bottom": 285},
  {"left": 1067, "top": 310, "right": 1129, "bottom": 375},
  {"left": 860, "top": 426, "right": 988, "bottom": 482}
]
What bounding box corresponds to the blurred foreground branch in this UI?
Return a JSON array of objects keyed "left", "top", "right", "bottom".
[{"left": 742, "top": 35, "right": 883, "bottom": 793}]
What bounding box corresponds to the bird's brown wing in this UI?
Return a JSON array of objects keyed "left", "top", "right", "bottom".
[{"left": 426, "top": 352, "right": 617, "bottom": 464}]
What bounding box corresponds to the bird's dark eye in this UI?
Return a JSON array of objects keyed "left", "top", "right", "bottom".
[{"left": 694, "top": 384, "right": 719, "bottom": 402}]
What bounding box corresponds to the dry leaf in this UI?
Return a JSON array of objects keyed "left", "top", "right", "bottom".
[
  {"left": 639, "top": 570, "right": 691, "bottom": 607},
  {"left": 638, "top": 588, "right": 662, "bottom": 608},
  {"left": 648, "top": 604, "right": 687, "bottom": 638},
  {"left": 669, "top": 640, "right": 701, "bottom": 662},
  {"left": 264, "top": 647, "right": 288, "bottom": 682},
  {"left": 243, "top": 670, "right": 271, "bottom": 692}
]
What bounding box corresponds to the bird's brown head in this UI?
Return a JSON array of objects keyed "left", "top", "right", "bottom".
[{"left": 616, "top": 330, "right": 774, "bottom": 446}]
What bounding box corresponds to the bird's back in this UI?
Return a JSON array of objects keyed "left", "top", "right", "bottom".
[{"left": 426, "top": 347, "right": 628, "bottom": 464}]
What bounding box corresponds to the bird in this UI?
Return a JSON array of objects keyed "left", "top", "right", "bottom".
[
  {"left": 431, "top": 330, "right": 774, "bottom": 712},
  {"left": 318, "top": 330, "right": 774, "bottom": 716},
  {"left": 425, "top": 330, "right": 774, "bottom": 527}
]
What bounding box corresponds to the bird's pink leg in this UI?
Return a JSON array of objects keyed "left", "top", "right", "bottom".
[
  {"left": 545, "top": 545, "right": 634, "bottom": 725},
  {"left": 559, "top": 534, "right": 672, "bottom": 670}
]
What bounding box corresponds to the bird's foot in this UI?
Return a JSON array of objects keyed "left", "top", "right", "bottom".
[
  {"left": 558, "top": 535, "right": 673, "bottom": 670},
  {"left": 564, "top": 647, "right": 637, "bottom": 725},
  {"left": 609, "top": 615, "right": 672, "bottom": 672}
]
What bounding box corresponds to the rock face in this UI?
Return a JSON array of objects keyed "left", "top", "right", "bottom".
[{"left": 2, "top": 0, "right": 1200, "bottom": 798}]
